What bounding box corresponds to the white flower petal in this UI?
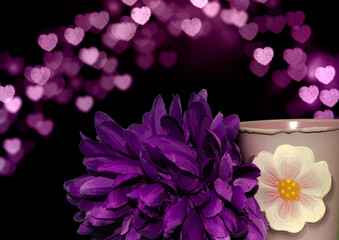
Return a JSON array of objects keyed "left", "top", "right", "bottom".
[
  {"left": 255, "top": 183, "right": 280, "bottom": 211},
  {"left": 298, "top": 161, "right": 332, "bottom": 198},
  {"left": 299, "top": 192, "right": 327, "bottom": 223},
  {"left": 253, "top": 151, "right": 281, "bottom": 188},
  {"left": 266, "top": 201, "right": 305, "bottom": 233},
  {"left": 274, "top": 145, "right": 315, "bottom": 180}
]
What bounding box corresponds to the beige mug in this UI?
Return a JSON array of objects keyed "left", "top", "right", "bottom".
[{"left": 238, "top": 119, "right": 339, "bottom": 240}]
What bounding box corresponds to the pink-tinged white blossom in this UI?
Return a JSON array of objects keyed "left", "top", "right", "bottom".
[{"left": 253, "top": 144, "right": 332, "bottom": 233}]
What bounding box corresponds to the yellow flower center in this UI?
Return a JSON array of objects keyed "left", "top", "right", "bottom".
[{"left": 277, "top": 179, "right": 300, "bottom": 201}]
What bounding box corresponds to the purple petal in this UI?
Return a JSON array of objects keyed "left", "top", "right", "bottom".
[
  {"left": 219, "top": 153, "right": 233, "bottom": 182},
  {"left": 97, "top": 159, "right": 143, "bottom": 175},
  {"left": 223, "top": 114, "right": 239, "bottom": 142},
  {"left": 140, "top": 183, "right": 165, "bottom": 207},
  {"left": 74, "top": 211, "right": 85, "bottom": 222},
  {"left": 125, "top": 224, "right": 141, "bottom": 240},
  {"left": 176, "top": 172, "right": 200, "bottom": 192},
  {"left": 137, "top": 200, "right": 160, "bottom": 217},
  {"left": 77, "top": 221, "right": 93, "bottom": 235},
  {"left": 187, "top": 101, "right": 208, "bottom": 147},
  {"left": 123, "top": 130, "right": 141, "bottom": 157},
  {"left": 219, "top": 207, "right": 237, "bottom": 232},
  {"left": 182, "top": 209, "right": 204, "bottom": 240},
  {"left": 233, "top": 163, "right": 260, "bottom": 179},
  {"left": 214, "top": 178, "right": 233, "bottom": 202},
  {"left": 79, "top": 199, "right": 101, "bottom": 211},
  {"left": 79, "top": 138, "right": 116, "bottom": 156},
  {"left": 88, "top": 216, "right": 114, "bottom": 226},
  {"left": 245, "top": 223, "right": 263, "bottom": 240},
  {"left": 145, "top": 135, "right": 197, "bottom": 161},
  {"left": 96, "top": 121, "right": 128, "bottom": 154},
  {"left": 80, "top": 177, "right": 115, "bottom": 197},
  {"left": 201, "top": 190, "right": 224, "bottom": 218},
  {"left": 201, "top": 157, "right": 215, "bottom": 183},
  {"left": 133, "top": 209, "right": 149, "bottom": 230},
  {"left": 189, "top": 187, "right": 211, "bottom": 206},
  {"left": 150, "top": 95, "right": 167, "bottom": 135},
  {"left": 210, "top": 112, "right": 226, "bottom": 140},
  {"left": 233, "top": 177, "right": 258, "bottom": 193},
  {"left": 162, "top": 150, "right": 200, "bottom": 176},
  {"left": 164, "top": 197, "right": 187, "bottom": 234},
  {"left": 121, "top": 214, "right": 133, "bottom": 235},
  {"left": 231, "top": 186, "right": 247, "bottom": 211},
  {"left": 140, "top": 149, "right": 160, "bottom": 181},
  {"left": 91, "top": 204, "right": 133, "bottom": 219},
  {"left": 201, "top": 214, "right": 230, "bottom": 238},
  {"left": 64, "top": 174, "right": 95, "bottom": 199},
  {"left": 169, "top": 94, "right": 182, "bottom": 122},
  {"left": 231, "top": 216, "right": 249, "bottom": 238},
  {"left": 140, "top": 220, "right": 163, "bottom": 239},
  {"left": 113, "top": 173, "right": 140, "bottom": 188},
  {"left": 83, "top": 155, "right": 131, "bottom": 172},
  {"left": 106, "top": 185, "right": 134, "bottom": 209},
  {"left": 160, "top": 115, "right": 185, "bottom": 142},
  {"left": 94, "top": 111, "right": 114, "bottom": 127}
]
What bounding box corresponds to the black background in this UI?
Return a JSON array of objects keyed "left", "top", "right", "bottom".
[{"left": 0, "top": 0, "right": 338, "bottom": 239}]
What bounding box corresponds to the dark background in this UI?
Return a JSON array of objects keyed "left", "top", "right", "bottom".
[{"left": 0, "top": 0, "right": 338, "bottom": 239}]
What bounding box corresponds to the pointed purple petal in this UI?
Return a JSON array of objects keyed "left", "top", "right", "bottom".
[
  {"left": 176, "top": 172, "right": 200, "bottom": 192},
  {"left": 133, "top": 209, "right": 149, "bottom": 230},
  {"left": 125, "top": 224, "right": 142, "bottom": 240},
  {"left": 137, "top": 200, "right": 160, "bottom": 218},
  {"left": 97, "top": 159, "right": 143, "bottom": 175},
  {"left": 201, "top": 214, "right": 230, "bottom": 238},
  {"left": 233, "top": 177, "right": 258, "bottom": 193},
  {"left": 113, "top": 173, "right": 140, "bottom": 188},
  {"left": 231, "top": 185, "right": 247, "bottom": 211},
  {"left": 202, "top": 190, "right": 224, "bottom": 218},
  {"left": 219, "top": 153, "right": 233, "bottom": 182},
  {"left": 189, "top": 187, "right": 211, "bottom": 206},
  {"left": 164, "top": 196, "right": 187, "bottom": 234},
  {"left": 83, "top": 155, "right": 131, "bottom": 172},
  {"left": 94, "top": 111, "right": 114, "bottom": 127},
  {"left": 219, "top": 208, "right": 237, "bottom": 232},
  {"left": 145, "top": 135, "right": 197, "bottom": 161},
  {"left": 160, "top": 115, "right": 184, "bottom": 142},
  {"left": 106, "top": 185, "right": 134, "bottom": 209},
  {"left": 182, "top": 209, "right": 204, "bottom": 240},
  {"left": 151, "top": 95, "right": 167, "bottom": 135},
  {"left": 210, "top": 112, "right": 226, "bottom": 140},
  {"left": 140, "top": 183, "right": 165, "bottom": 207},
  {"left": 140, "top": 149, "right": 160, "bottom": 181},
  {"left": 140, "top": 220, "right": 163, "bottom": 239},
  {"left": 77, "top": 221, "right": 93, "bottom": 235},
  {"left": 96, "top": 121, "right": 129, "bottom": 154},
  {"left": 214, "top": 178, "right": 233, "bottom": 202},
  {"left": 223, "top": 114, "right": 239, "bottom": 142},
  {"left": 91, "top": 204, "right": 133, "bottom": 219},
  {"left": 64, "top": 174, "right": 95, "bottom": 199},
  {"left": 80, "top": 177, "right": 115, "bottom": 197},
  {"left": 163, "top": 150, "right": 200, "bottom": 176},
  {"left": 233, "top": 163, "right": 260, "bottom": 179},
  {"left": 80, "top": 138, "right": 117, "bottom": 156},
  {"left": 79, "top": 199, "right": 101, "bottom": 211},
  {"left": 169, "top": 94, "right": 182, "bottom": 122},
  {"left": 123, "top": 130, "right": 141, "bottom": 157},
  {"left": 121, "top": 214, "right": 133, "bottom": 235}
]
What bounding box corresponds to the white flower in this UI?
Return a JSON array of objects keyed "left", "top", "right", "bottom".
[{"left": 252, "top": 144, "right": 332, "bottom": 233}]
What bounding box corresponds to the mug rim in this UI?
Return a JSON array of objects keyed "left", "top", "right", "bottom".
[{"left": 239, "top": 119, "right": 339, "bottom": 135}]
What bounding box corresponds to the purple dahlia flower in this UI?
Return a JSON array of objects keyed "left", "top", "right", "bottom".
[{"left": 64, "top": 90, "right": 268, "bottom": 240}]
